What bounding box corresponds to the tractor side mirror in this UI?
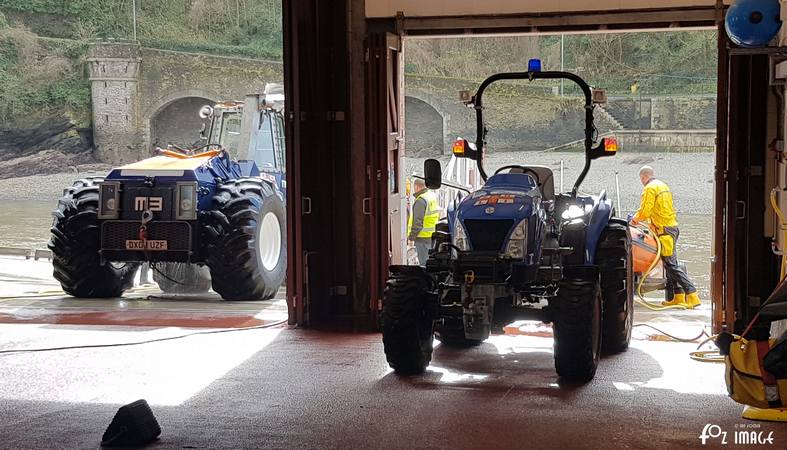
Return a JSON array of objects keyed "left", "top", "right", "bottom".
[
  {"left": 424, "top": 159, "right": 442, "bottom": 189},
  {"left": 588, "top": 137, "right": 619, "bottom": 160}
]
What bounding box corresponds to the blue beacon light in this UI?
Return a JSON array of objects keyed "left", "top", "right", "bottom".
[{"left": 528, "top": 58, "right": 542, "bottom": 72}]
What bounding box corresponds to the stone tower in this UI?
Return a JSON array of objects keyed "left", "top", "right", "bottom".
[{"left": 86, "top": 41, "right": 143, "bottom": 164}]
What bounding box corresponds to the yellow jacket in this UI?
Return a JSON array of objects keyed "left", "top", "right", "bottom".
[{"left": 634, "top": 178, "right": 678, "bottom": 230}]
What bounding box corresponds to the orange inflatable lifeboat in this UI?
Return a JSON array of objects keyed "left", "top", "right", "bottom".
[{"left": 629, "top": 224, "right": 660, "bottom": 275}]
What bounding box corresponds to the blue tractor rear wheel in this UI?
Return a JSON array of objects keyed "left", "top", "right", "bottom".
[
  {"left": 205, "top": 178, "right": 286, "bottom": 300},
  {"left": 597, "top": 221, "right": 634, "bottom": 353}
]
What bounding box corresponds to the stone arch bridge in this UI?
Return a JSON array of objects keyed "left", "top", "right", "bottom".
[{"left": 86, "top": 41, "right": 282, "bottom": 164}]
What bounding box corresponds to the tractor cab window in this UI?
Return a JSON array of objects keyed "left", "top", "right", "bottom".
[
  {"left": 219, "top": 112, "right": 242, "bottom": 155},
  {"left": 251, "top": 111, "right": 277, "bottom": 170}
]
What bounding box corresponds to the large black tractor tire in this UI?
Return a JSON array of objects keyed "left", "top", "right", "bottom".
[
  {"left": 48, "top": 178, "right": 139, "bottom": 298},
  {"left": 552, "top": 275, "right": 603, "bottom": 382},
  {"left": 153, "top": 263, "right": 211, "bottom": 294},
  {"left": 205, "top": 178, "right": 286, "bottom": 300},
  {"left": 596, "top": 221, "right": 635, "bottom": 353},
  {"left": 382, "top": 267, "right": 436, "bottom": 374}
]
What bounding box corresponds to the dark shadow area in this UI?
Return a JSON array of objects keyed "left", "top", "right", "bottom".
[{"left": 150, "top": 97, "right": 213, "bottom": 151}]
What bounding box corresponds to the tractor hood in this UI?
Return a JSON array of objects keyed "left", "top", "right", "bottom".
[
  {"left": 456, "top": 173, "right": 541, "bottom": 222},
  {"left": 105, "top": 153, "right": 258, "bottom": 183}
]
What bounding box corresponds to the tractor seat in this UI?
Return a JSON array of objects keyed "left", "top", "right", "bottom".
[{"left": 507, "top": 165, "right": 555, "bottom": 201}]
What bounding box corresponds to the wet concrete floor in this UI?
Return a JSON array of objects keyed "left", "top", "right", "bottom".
[{"left": 1, "top": 255, "right": 784, "bottom": 449}]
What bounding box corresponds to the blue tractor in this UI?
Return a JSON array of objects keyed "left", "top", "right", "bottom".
[
  {"left": 381, "top": 68, "right": 633, "bottom": 382},
  {"left": 48, "top": 85, "right": 287, "bottom": 300}
]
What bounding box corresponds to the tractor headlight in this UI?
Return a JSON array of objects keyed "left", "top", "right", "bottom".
[
  {"left": 98, "top": 181, "right": 120, "bottom": 219},
  {"left": 561, "top": 204, "right": 585, "bottom": 220},
  {"left": 454, "top": 220, "right": 470, "bottom": 251},
  {"left": 504, "top": 219, "right": 528, "bottom": 259},
  {"left": 176, "top": 182, "right": 198, "bottom": 220}
]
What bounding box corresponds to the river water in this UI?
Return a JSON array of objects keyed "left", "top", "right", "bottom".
[{"left": 0, "top": 153, "right": 714, "bottom": 298}]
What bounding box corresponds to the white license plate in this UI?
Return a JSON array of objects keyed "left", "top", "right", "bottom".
[{"left": 125, "top": 240, "right": 168, "bottom": 251}]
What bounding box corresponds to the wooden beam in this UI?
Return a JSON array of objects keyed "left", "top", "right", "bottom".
[{"left": 388, "top": 7, "right": 718, "bottom": 36}]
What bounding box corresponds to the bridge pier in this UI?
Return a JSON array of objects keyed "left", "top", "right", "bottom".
[
  {"left": 86, "top": 42, "right": 283, "bottom": 165},
  {"left": 86, "top": 41, "right": 144, "bottom": 164}
]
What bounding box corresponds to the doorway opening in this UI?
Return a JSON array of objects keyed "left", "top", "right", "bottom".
[{"left": 401, "top": 30, "right": 718, "bottom": 337}]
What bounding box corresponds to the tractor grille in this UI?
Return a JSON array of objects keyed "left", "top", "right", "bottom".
[
  {"left": 463, "top": 219, "right": 514, "bottom": 252},
  {"left": 101, "top": 221, "right": 192, "bottom": 251}
]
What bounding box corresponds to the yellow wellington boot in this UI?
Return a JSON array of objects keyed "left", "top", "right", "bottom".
[
  {"left": 685, "top": 292, "right": 701, "bottom": 309},
  {"left": 662, "top": 293, "right": 687, "bottom": 307}
]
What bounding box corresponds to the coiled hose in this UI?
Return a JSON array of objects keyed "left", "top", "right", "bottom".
[
  {"left": 629, "top": 223, "right": 723, "bottom": 361},
  {"left": 632, "top": 223, "right": 688, "bottom": 311}
]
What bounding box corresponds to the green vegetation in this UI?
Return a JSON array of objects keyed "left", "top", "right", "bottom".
[
  {"left": 0, "top": 28, "right": 90, "bottom": 126},
  {"left": 0, "top": 0, "right": 282, "bottom": 59},
  {"left": 405, "top": 31, "right": 718, "bottom": 96},
  {"left": 0, "top": 0, "right": 282, "bottom": 128}
]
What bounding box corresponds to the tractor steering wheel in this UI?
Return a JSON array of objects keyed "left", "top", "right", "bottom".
[{"left": 494, "top": 165, "right": 540, "bottom": 184}]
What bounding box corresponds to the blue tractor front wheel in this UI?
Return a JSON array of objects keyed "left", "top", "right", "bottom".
[
  {"left": 382, "top": 267, "right": 436, "bottom": 374},
  {"left": 552, "top": 275, "right": 603, "bottom": 382}
]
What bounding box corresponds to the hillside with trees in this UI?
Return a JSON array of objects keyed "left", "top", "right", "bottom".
[{"left": 405, "top": 31, "right": 718, "bottom": 96}]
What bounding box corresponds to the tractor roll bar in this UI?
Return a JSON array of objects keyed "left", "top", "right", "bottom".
[{"left": 473, "top": 71, "right": 595, "bottom": 197}]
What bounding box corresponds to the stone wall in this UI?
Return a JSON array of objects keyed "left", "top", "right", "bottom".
[
  {"left": 87, "top": 41, "right": 283, "bottom": 164},
  {"left": 615, "top": 130, "right": 715, "bottom": 153},
  {"left": 404, "top": 74, "right": 717, "bottom": 156}
]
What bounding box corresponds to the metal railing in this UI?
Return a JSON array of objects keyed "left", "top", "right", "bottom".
[{"left": 0, "top": 247, "right": 52, "bottom": 261}]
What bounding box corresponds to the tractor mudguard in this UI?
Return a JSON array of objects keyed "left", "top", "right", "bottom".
[
  {"left": 585, "top": 193, "right": 613, "bottom": 264},
  {"left": 237, "top": 160, "right": 261, "bottom": 177},
  {"left": 560, "top": 219, "right": 587, "bottom": 267}
]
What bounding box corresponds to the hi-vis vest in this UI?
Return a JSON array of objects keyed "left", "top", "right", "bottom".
[{"left": 408, "top": 190, "right": 439, "bottom": 239}]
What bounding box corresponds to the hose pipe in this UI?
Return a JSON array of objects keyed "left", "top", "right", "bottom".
[
  {"left": 633, "top": 223, "right": 688, "bottom": 311},
  {"left": 770, "top": 189, "right": 787, "bottom": 281}
]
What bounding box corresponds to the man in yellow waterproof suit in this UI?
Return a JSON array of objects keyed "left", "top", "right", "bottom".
[
  {"left": 631, "top": 166, "right": 701, "bottom": 309},
  {"left": 408, "top": 178, "right": 440, "bottom": 266}
]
